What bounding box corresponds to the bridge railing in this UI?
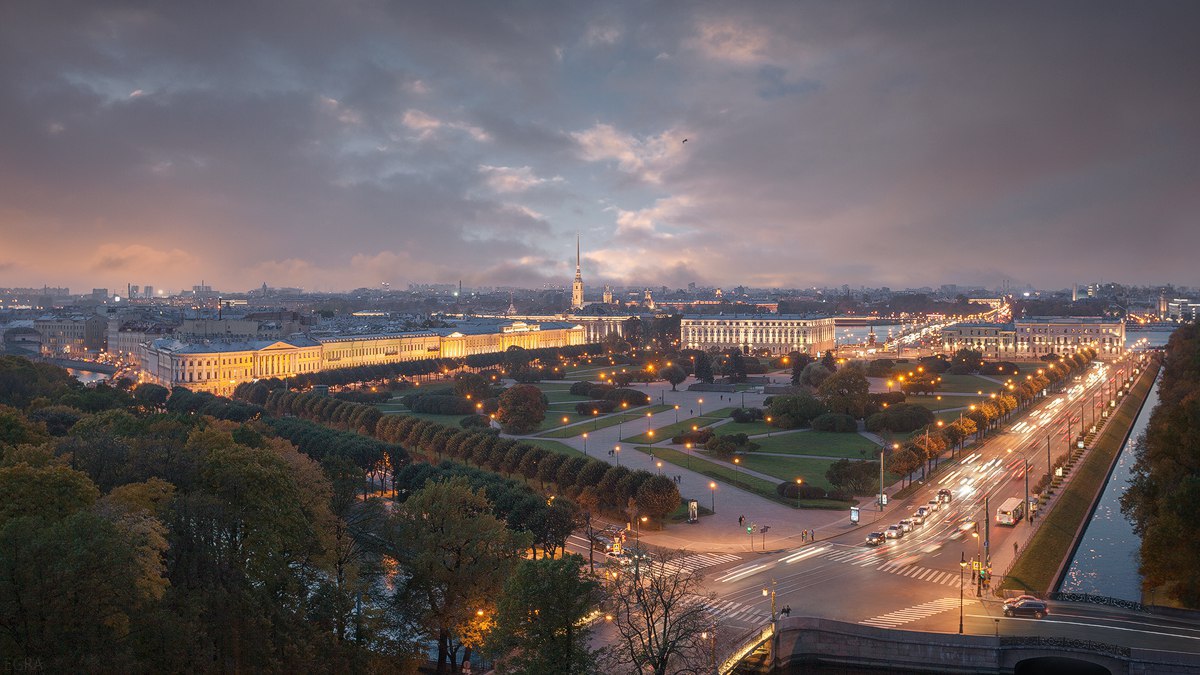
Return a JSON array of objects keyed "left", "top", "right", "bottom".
[
  {"left": 717, "top": 622, "right": 774, "bottom": 675},
  {"left": 999, "top": 635, "right": 1130, "bottom": 659}
]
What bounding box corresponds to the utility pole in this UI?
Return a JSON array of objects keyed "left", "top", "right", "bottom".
[{"left": 1024, "top": 458, "right": 1030, "bottom": 526}]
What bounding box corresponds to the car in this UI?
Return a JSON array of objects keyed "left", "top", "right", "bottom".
[
  {"left": 885, "top": 525, "right": 905, "bottom": 539},
  {"left": 1003, "top": 598, "right": 1049, "bottom": 619},
  {"left": 958, "top": 519, "right": 977, "bottom": 533},
  {"left": 898, "top": 519, "right": 914, "bottom": 533},
  {"left": 865, "top": 532, "right": 886, "bottom": 546},
  {"left": 927, "top": 499, "right": 941, "bottom": 512},
  {"left": 916, "top": 506, "right": 931, "bottom": 519},
  {"left": 911, "top": 511, "right": 925, "bottom": 525},
  {"left": 938, "top": 488, "right": 953, "bottom": 503}
]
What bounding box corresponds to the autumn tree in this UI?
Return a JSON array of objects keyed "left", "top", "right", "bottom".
[
  {"left": 817, "top": 363, "right": 870, "bottom": 418},
  {"left": 496, "top": 384, "right": 548, "bottom": 434},
  {"left": 662, "top": 364, "right": 687, "bottom": 391},
  {"left": 488, "top": 555, "right": 601, "bottom": 674},
  {"left": 390, "top": 477, "right": 531, "bottom": 673}
]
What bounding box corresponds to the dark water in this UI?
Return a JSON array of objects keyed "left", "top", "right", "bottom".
[
  {"left": 1059, "top": 373, "right": 1159, "bottom": 601},
  {"left": 67, "top": 368, "right": 110, "bottom": 384}
]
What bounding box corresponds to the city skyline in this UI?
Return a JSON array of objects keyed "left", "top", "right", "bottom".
[{"left": 2, "top": 2, "right": 1198, "bottom": 293}]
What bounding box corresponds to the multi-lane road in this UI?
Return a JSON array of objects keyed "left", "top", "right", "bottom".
[{"left": 574, "top": 354, "right": 1200, "bottom": 657}]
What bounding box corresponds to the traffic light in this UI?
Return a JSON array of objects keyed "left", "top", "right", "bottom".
[{"left": 747, "top": 526, "right": 753, "bottom": 534}]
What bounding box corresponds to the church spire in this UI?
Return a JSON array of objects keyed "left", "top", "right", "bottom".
[{"left": 571, "top": 234, "right": 584, "bottom": 310}]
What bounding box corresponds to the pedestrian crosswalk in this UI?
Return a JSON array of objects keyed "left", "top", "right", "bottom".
[
  {"left": 682, "top": 595, "right": 769, "bottom": 625},
  {"left": 659, "top": 552, "right": 742, "bottom": 576},
  {"left": 859, "top": 597, "right": 960, "bottom": 628},
  {"left": 877, "top": 560, "right": 963, "bottom": 588}
]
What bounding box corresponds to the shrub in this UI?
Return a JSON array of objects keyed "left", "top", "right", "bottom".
[
  {"left": 575, "top": 400, "right": 616, "bottom": 415},
  {"left": 407, "top": 394, "right": 475, "bottom": 415},
  {"left": 586, "top": 385, "right": 615, "bottom": 400},
  {"left": 865, "top": 403, "right": 935, "bottom": 433},
  {"left": 730, "top": 407, "right": 764, "bottom": 423},
  {"left": 811, "top": 413, "right": 857, "bottom": 433},
  {"left": 569, "top": 380, "right": 594, "bottom": 396},
  {"left": 606, "top": 388, "right": 650, "bottom": 406},
  {"left": 672, "top": 428, "right": 714, "bottom": 445}
]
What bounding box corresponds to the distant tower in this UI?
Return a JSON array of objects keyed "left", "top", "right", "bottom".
[
  {"left": 603, "top": 285, "right": 613, "bottom": 304},
  {"left": 1072, "top": 284, "right": 1077, "bottom": 302},
  {"left": 507, "top": 292, "right": 517, "bottom": 316},
  {"left": 644, "top": 288, "right": 655, "bottom": 310},
  {"left": 571, "top": 234, "right": 584, "bottom": 310}
]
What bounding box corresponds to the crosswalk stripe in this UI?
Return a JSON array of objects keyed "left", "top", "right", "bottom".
[{"left": 859, "top": 597, "right": 960, "bottom": 628}]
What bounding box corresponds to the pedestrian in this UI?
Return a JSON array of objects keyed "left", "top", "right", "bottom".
[
  {"left": 739, "top": 515, "right": 745, "bottom": 527},
  {"left": 810, "top": 529, "right": 815, "bottom": 541},
  {"left": 801, "top": 530, "right": 807, "bottom": 543},
  {"left": 1013, "top": 541, "right": 1018, "bottom": 556}
]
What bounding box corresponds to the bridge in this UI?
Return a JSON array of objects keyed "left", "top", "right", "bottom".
[{"left": 731, "top": 616, "right": 1200, "bottom": 674}]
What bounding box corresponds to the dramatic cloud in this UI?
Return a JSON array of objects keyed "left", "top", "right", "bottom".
[{"left": 0, "top": 1, "right": 1197, "bottom": 294}]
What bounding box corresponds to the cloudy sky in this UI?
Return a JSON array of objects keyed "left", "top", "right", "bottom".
[{"left": 1, "top": 1, "right": 1197, "bottom": 294}]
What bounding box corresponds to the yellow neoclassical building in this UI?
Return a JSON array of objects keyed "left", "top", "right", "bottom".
[{"left": 138, "top": 318, "right": 585, "bottom": 395}]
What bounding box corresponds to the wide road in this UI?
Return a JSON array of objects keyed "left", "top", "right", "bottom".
[{"left": 687, "top": 356, "right": 1200, "bottom": 654}]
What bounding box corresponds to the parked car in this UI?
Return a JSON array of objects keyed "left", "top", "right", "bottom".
[
  {"left": 911, "top": 511, "right": 925, "bottom": 525},
  {"left": 927, "top": 499, "right": 941, "bottom": 512},
  {"left": 865, "top": 532, "right": 886, "bottom": 546},
  {"left": 885, "top": 525, "right": 905, "bottom": 539},
  {"left": 898, "top": 519, "right": 914, "bottom": 533},
  {"left": 916, "top": 506, "right": 931, "bottom": 519},
  {"left": 938, "top": 488, "right": 953, "bottom": 503},
  {"left": 1003, "top": 598, "right": 1049, "bottom": 619}
]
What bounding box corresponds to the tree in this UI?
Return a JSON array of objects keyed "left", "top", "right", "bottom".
[
  {"left": 454, "top": 372, "right": 493, "bottom": 400},
  {"left": 662, "top": 365, "right": 687, "bottom": 391},
  {"left": 693, "top": 352, "right": 715, "bottom": 384},
  {"left": 825, "top": 459, "right": 879, "bottom": 495},
  {"left": 390, "top": 477, "right": 531, "bottom": 673},
  {"left": 817, "top": 363, "right": 870, "bottom": 418},
  {"left": 496, "top": 384, "right": 548, "bottom": 435},
  {"left": 767, "top": 393, "right": 827, "bottom": 429},
  {"left": 488, "top": 555, "right": 601, "bottom": 675},
  {"left": 727, "top": 350, "right": 748, "bottom": 383},
  {"left": 601, "top": 549, "right": 717, "bottom": 675},
  {"left": 790, "top": 352, "right": 816, "bottom": 387},
  {"left": 635, "top": 474, "right": 681, "bottom": 522},
  {"left": 797, "top": 362, "right": 832, "bottom": 388},
  {"left": 820, "top": 350, "right": 837, "bottom": 372},
  {"left": 132, "top": 383, "right": 170, "bottom": 410}
]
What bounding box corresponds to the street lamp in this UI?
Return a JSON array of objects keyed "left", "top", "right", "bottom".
[
  {"left": 733, "top": 456, "right": 741, "bottom": 482},
  {"left": 614, "top": 445, "right": 620, "bottom": 465},
  {"left": 647, "top": 411, "right": 653, "bottom": 433},
  {"left": 685, "top": 442, "right": 693, "bottom": 469},
  {"left": 656, "top": 460, "right": 663, "bottom": 474},
  {"left": 766, "top": 416, "right": 773, "bottom": 437},
  {"left": 674, "top": 405, "right": 680, "bottom": 424},
  {"left": 763, "top": 579, "right": 778, "bottom": 623},
  {"left": 698, "top": 398, "right": 704, "bottom": 416},
  {"left": 794, "top": 478, "right": 803, "bottom": 508},
  {"left": 710, "top": 481, "right": 717, "bottom": 513},
  {"left": 959, "top": 552, "right": 967, "bottom": 634},
  {"left": 582, "top": 432, "right": 588, "bottom": 456}
]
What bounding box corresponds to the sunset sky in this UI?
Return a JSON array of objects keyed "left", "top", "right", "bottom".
[{"left": 2, "top": 1, "right": 1197, "bottom": 293}]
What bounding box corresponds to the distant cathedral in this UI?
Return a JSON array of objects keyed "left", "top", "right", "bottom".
[{"left": 571, "top": 234, "right": 584, "bottom": 310}]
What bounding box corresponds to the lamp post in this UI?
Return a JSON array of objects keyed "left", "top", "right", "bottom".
[
  {"left": 733, "top": 456, "right": 741, "bottom": 482},
  {"left": 698, "top": 398, "right": 704, "bottom": 416},
  {"left": 647, "top": 411, "right": 653, "bottom": 434},
  {"left": 614, "top": 445, "right": 620, "bottom": 465},
  {"left": 763, "top": 579, "right": 778, "bottom": 623},
  {"left": 959, "top": 552, "right": 967, "bottom": 634},
  {"left": 634, "top": 515, "right": 647, "bottom": 580},
  {"left": 674, "top": 405, "right": 680, "bottom": 424},
  {"left": 709, "top": 481, "right": 717, "bottom": 513},
  {"left": 766, "top": 416, "right": 773, "bottom": 437},
  {"left": 582, "top": 432, "right": 588, "bottom": 456},
  {"left": 794, "top": 478, "right": 803, "bottom": 508},
  {"left": 685, "top": 442, "right": 693, "bottom": 469}
]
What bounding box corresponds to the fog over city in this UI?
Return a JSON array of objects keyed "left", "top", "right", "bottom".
[{"left": 2, "top": 1, "right": 1198, "bottom": 292}]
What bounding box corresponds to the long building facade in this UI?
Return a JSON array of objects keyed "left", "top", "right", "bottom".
[
  {"left": 680, "top": 314, "right": 836, "bottom": 355},
  {"left": 940, "top": 317, "right": 1125, "bottom": 360},
  {"left": 138, "top": 319, "right": 585, "bottom": 396}
]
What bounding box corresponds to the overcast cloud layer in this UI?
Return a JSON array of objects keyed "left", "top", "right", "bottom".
[{"left": 1, "top": 1, "right": 1197, "bottom": 293}]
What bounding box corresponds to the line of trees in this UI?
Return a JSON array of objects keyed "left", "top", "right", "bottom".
[{"left": 1124, "top": 324, "right": 1198, "bottom": 608}]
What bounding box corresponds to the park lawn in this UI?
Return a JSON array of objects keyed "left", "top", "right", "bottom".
[
  {"left": 521, "top": 438, "right": 585, "bottom": 458},
  {"left": 720, "top": 419, "right": 775, "bottom": 436},
  {"left": 378, "top": 409, "right": 465, "bottom": 425},
  {"left": 542, "top": 390, "right": 591, "bottom": 403},
  {"left": 904, "top": 395, "right": 967, "bottom": 412},
  {"left": 620, "top": 407, "right": 738, "bottom": 444},
  {"left": 749, "top": 431, "right": 878, "bottom": 459},
  {"left": 935, "top": 373, "right": 1004, "bottom": 394},
  {"left": 1000, "top": 362, "right": 1157, "bottom": 595},
  {"left": 536, "top": 405, "right": 674, "bottom": 438},
  {"left": 631, "top": 446, "right": 788, "bottom": 506},
  {"left": 533, "top": 411, "right": 591, "bottom": 432},
  {"left": 728, "top": 453, "right": 839, "bottom": 490}
]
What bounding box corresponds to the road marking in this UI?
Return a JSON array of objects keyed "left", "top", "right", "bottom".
[
  {"left": 878, "top": 561, "right": 960, "bottom": 587},
  {"left": 659, "top": 552, "right": 741, "bottom": 576},
  {"left": 714, "top": 562, "right": 767, "bottom": 583},
  {"left": 861, "top": 597, "right": 960, "bottom": 628},
  {"left": 781, "top": 545, "right": 829, "bottom": 564}
]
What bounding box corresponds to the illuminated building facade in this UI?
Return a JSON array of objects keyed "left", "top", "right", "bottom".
[{"left": 680, "top": 314, "right": 836, "bottom": 355}]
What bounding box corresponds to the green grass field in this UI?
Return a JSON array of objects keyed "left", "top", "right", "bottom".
[
  {"left": 749, "top": 431, "right": 879, "bottom": 459},
  {"left": 632, "top": 445, "right": 787, "bottom": 506},
  {"left": 731, "top": 453, "right": 839, "bottom": 490},
  {"left": 535, "top": 405, "right": 674, "bottom": 438},
  {"left": 521, "top": 438, "right": 586, "bottom": 458},
  {"left": 620, "top": 407, "right": 737, "bottom": 444},
  {"left": 935, "top": 373, "right": 1005, "bottom": 394},
  {"left": 904, "top": 395, "right": 968, "bottom": 412}
]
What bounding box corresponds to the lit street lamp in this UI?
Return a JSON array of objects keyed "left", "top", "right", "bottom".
[
  {"left": 582, "top": 432, "right": 588, "bottom": 456},
  {"left": 959, "top": 552, "right": 967, "bottom": 634},
  {"left": 762, "top": 579, "right": 778, "bottom": 623},
  {"left": 614, "top": 445, "right": 620, "bottom": 465},
  {"left": 685, "top": 442, "right": 693, "bottom": 469},
  {"left": 709, "top": 481, "right": 717, "bottom": 513}
]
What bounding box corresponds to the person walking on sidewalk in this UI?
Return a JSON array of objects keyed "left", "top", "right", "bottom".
[
  {"left": 739, "top": 515, "right": 745, "bottom": 527},
  {"left": 801, "top": 530, "right": 807, "bottom": 543},
  {"left": 1013, "top": 541, "right": 1018, "bottom": 556}
]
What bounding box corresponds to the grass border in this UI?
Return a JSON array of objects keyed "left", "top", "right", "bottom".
[{"left": 1000, "top": 360, "right": 1158, "bottom": 595}]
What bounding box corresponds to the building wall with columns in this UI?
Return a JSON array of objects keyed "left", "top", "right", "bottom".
[
  {"left": 681, "top": 314, "right": 836, "bottom": 355},
  {"left": 940, "top": 317, "right": 1125, "bottom": 359}
]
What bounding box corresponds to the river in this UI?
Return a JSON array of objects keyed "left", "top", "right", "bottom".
[{"left": 1059, "top": 329, "right": 1172, "bottom": 602}]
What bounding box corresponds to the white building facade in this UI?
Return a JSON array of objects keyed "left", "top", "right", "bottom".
[{"left": 680, "top": 314, "right": 836, "bottom": 355}]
